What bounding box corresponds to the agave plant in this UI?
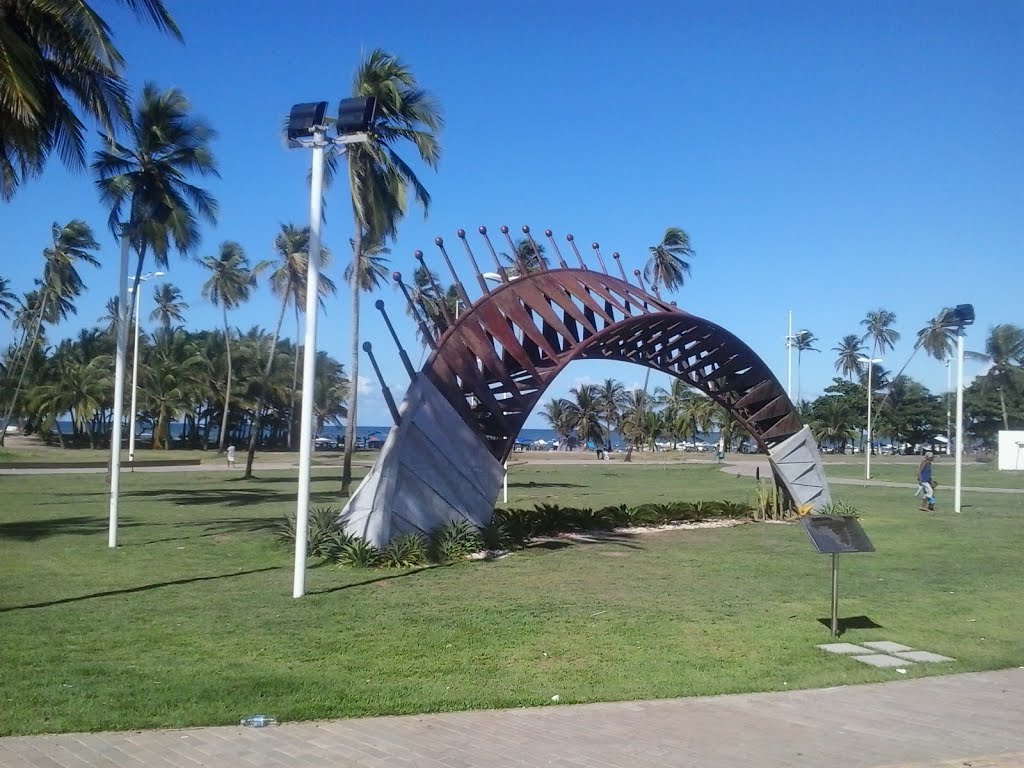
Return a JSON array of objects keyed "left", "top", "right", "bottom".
[
  {"left": 336, "top": 536, "right": 383, "bottom": 568},
  {"left": 478, "top": 521, "right": 513, "bottom": 551},
  {"left": 382, "top": 532, "right": 429, "bottom": 568},
  {"left": 430, "top": 519, "right": 481, "bottom": 565}
]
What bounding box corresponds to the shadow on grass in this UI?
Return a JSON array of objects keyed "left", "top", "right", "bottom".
[
  {"left": 135, "top": 515, "right": 281, "bottom": 545},
  {"left": 0, "top": 516, "right": 146, "bottom": 542},
  {"left": 0, "top": 566, "right": 282, "bottom": 613},
  {"left": 508, "top": 481, "right": 586, "bottom": 489},
  {"left": 527, "top": 532, "right": 645, "bottom": 551},
  {"left": 120, "top": 487, "right": 341, "bottom": 508},
  {"left": 817, "top": 615, "right": 883, "bottom": 636},
  {"left": 309, "top": 566, "right": 435, "bottom": 596}
]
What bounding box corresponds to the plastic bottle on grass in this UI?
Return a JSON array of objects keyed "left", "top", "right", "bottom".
[{"left": 240, "top": 715, "right": 277, "bottom": 728}]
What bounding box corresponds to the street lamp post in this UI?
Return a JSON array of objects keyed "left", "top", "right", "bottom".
[
  {"left": 288, "top": 98, "right": 375, "bottom": 599},
  {"left": 127, "top": 271, "right": 165, "bottom": 468},
  {"left": 785, "top": 310, "right": 794, "bottom": 400},
  {"left": 938, "top": 305, "right": 974, "bottom": 514},
  {"left": 857, "top": 356, "right": 883, "bottom": 480}
]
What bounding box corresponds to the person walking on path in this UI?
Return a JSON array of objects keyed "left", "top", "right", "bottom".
[
  {"left": 226, "top": 444, "right": 236, "bottom": 469},
  {"left": 917, "top": 451, "right": 936, "bottom": 510}
]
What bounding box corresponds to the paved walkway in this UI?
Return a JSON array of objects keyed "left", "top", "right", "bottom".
[{"left": 1, "top": 669, "right": 1022, "bottom": 767}]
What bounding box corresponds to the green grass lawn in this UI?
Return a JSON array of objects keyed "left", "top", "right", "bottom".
[
  {"left": 824, "top": 459, "right": 1024, "bottom": 489},
  {"left": 1, "top": 464, "right": 1022, "bottom": 737}
]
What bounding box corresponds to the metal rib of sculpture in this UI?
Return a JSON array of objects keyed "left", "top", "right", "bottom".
[{"left": 341, "top": 225, "right": 831, "bottom": 546}]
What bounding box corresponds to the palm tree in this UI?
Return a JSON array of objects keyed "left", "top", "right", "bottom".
[
  {"left": 564, "top": 384, "right": 607, "bottom": 448},
  {"left": 310, "top": 351, "right": 350, "bottom": 437},
  {"left": 620, "top": 389, "right": 653, "bottom": 461},
  {"left": 200, "top": 242, "right": 258, "bottom": 452},
  {"left": 645, "top": 227, "right": 695, "bottom": 292},
  {"left": 832, "top": 334, "right": 865, "bottom": 380},
  {"left": 966, "top": 324, "right": 1024, "bottom": 430},
  {"left": 595, "top": 378, "right": 626, "bottom": 451},
  {"left": 861, "top": 309, "right": 900, "bottom": 357},
  {"left": 501, "top": 238, "right": 548, "bottom": 275},
  {"left": 141, "top": 328, "right": 206, "bottom": 449},
  {"left": 150, "top": 283, "right": 189, "bottom": 331},
  {"left": 540, "top": 398, "right": 574, "bottom": 445},
  {"left": 241, "top": 225, "right": 331, "bottom": 477},
  {"left": 793, "top": 329, "right": 819, "bottom": 404},
  {"left": 92, "top": 83, "right": 219, "bottom": 287},
  {"left": 0, "top": 0, "right": 181, "bottom": 200},
  {"left": 339, "top": 48, "right": 443, "bottom": 495},
  {"left": 1, "top": 220, "right": 99, "bottom": 445},
  {"left": 0, "top": 277, "right": 16, "bottom": 319},
  {"left": 915, "top": 309, "right": 958, "bottom": 363}
]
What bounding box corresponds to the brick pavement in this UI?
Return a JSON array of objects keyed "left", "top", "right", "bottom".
[{"left": 1, "top": 669, "right": 1022, "bottom": 767}]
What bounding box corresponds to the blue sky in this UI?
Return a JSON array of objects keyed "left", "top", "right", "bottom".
[{"left": 2, "top": 0, "right": 1021, "bottom": 428}]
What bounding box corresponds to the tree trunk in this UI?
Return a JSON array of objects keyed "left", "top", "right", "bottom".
[
  {"left": 341, "top": 226, "right": 363, "bottom": 496},
  {"left": 218, "top": 307, "right": 232, "bottom": 453},
  {"left": 243, "top": 281, "right": 291, "bottom": 479},
  {"left": 0, "top": 295, "right": 47, "bottom": 446},
  {"left": 998, "top": 387, "right": 1009, "bottom": 431},
  {"left": 288, "top": 304, "right": 300, "bottom": 450},
  {"left": 54, "top": 419, "right": 66, "bottom": 449}
]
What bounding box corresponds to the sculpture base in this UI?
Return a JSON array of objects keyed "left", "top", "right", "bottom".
[
  {"left": 339, "top": 374, "right": 504, "bottom": 548},
  {"left": 768, "top": 425, "right": 832, "bottom": 510}
]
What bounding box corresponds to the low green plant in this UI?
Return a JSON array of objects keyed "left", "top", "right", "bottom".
[
  {"left": 816, "top": 500, "right": 861, "bottom": 518},
  {"left": 335, "top": 536, "right": 382, "bottom": 568},
  {"left": 714, "top": 500, "right": 755, "bottom": 519},
  {"left": 381, "top": 532, "right": 429, "bottom": 568},
  {"left": 753, "top": 479, "right": 783, "bottom": 521},
  {"left": 564, "top": 506, "right": 616, "bottom": 531},
  {"left": 636, "top": 502, "right": 683, "bottom": 525},
  {"left": 275, "top": 505, "right": 344, "bottom": 558},
  {"left": 616, "top": 504, "right": 659, "bottom": 528},
  {"left": 430, "top": 519, "right": 482, "bottom": 564},
  {"left": 478, "top": 520, "right": 513, "bottom": 550},
  {"left": 684, "top": 501, "right": 718, "bottom": 522},
  {"left": 491, "top": 507, "right": 535, "bottom": 543}
]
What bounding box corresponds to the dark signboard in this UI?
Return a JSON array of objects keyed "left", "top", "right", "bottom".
[{"left": 801, "top": 515, "right": 874, "bottom": 554}]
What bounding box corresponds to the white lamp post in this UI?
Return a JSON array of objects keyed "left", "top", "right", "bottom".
[
  {"left": 107, "top": 230, "right": 132, "bottom": 548},
  {"left": 126, "top": 271, "right": 165, "bottom": 468},
  {"left": 288, "top": 98, "right": 374, "bottom": 598},
  {"left": 857, "top": 356, "right": 883, "bottom": 480},
  {"left": 938, "top": 304, "right": 974, "bottom": 514},
  {"left": 785, "top": 310, "right": 794, "bottom": 400}
]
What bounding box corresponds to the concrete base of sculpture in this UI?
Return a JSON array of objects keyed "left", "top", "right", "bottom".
[
  {"left": 339, "top": 374, "right": 504, "bottom": 548},
  {"left": 768, "top": 425, "right": 832, "bottom": 510}
]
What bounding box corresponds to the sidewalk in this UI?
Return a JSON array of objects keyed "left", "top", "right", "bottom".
[{"left": 1, "top": 669, "right": 1021, "bottom": 767}]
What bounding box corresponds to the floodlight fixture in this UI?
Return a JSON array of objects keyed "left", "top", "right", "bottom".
[
  {"left": 287, "top": 101, "right": 328, "bottom": 142},
  {"left": 337, "top": 96, "right": 377, "bottom": 135},
  {"left": 940, "top": 303, "right": 975, "bottom": 328}
]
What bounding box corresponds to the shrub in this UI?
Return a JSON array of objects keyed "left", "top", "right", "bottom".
[
  {"left": 817, "top": 500, "right": 860, "bottom": 518},
  {"left": 479, "top": 521, "right": 513, "bottom": 550},
  {"left": 382, "top": 532, "right": 429, "bottom": 568},
  {"left": 617, "top": 504, "right": 659, "bottom": 528},
  {"left": 753, "top": 479, "right": 783, "bottom": 521},
  {"left": 491, "top": 508, "right": 535, "bottom": 544},
  {"left": 275, "top": 505, "right": 344, "bottom": 558},
  {"left": 714, "top": 500, "right": 755, "bottom": 519},
  {"left": 564, "top": 506, "right": 616, "bottom": 532},
  {"left": 336, "top": 536, "right": 382, "bottom": 568},
  {"left": 431, "top": 519, "right": 482, "bottom": 564},
  {"left": 531, "top": 503, "right": 569, "bottom": 536}
]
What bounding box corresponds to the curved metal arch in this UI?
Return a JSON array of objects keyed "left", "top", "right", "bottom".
[{"left": 420, "top": 268, "right": 800, "bottom": 462}]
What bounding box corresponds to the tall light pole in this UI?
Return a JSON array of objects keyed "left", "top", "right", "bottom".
[
  {"left": 945, "top": 358, "right": 952, "bottom": 456},
  {"left": 858, "top": 356, "right": 883, "bottom": 480},
  {"left": 127, "top": 271, "right": 165, "bottom": 468},
  {"left": 107, "top": 228, "right": 133, "bottom": 548},
  {"left": 937, "top": 304, "right": 973, "bottom": 514},
  {"left": 785, "top": 310, "right": 794, "bottom": 400},
  {"left": 288, "top": 98, "right": 374, "bottom": 599}
]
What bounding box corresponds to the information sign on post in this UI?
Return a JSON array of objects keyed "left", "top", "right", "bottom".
[{"left": 801, "top": 515, "right": 875, "bottom": 636}]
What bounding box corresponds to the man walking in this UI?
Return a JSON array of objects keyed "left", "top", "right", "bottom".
[{"left": 917, "top": 451, "right": 936, "bottom": 511}]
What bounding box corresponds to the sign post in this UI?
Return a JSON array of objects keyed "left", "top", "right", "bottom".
[{"left": 801, "top": 515, "right": 875, "bottom": 636}]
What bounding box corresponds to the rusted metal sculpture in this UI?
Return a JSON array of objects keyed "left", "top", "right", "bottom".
[{"left": 342, "top": 226, "right": 831, "bottom": 546}]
